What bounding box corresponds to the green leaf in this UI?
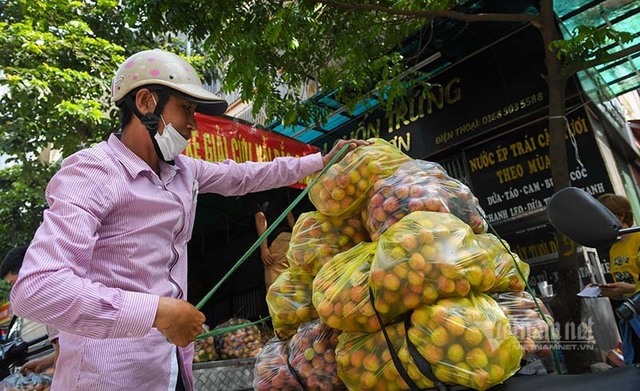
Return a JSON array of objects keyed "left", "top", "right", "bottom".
[{"left": 0, "top": 0, "right": 179, "bottom": 252}]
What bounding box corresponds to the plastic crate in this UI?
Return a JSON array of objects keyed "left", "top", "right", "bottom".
[{"left": 193, "top": 358, "right": 255, "bottom": 391}]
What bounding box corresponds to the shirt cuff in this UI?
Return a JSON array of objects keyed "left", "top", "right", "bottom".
[
  {"left": 304, "top": 152, "right": 324, "bottom": 173},
  {"left": 112, "top": 291, "right": 159, "bottom": 338}
]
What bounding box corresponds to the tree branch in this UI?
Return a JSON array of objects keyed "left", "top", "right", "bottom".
[
  {"left": 316, "top": 0, "right": 541, "bottom": 24},
  {"left": 563, "top": 42, "right": 640, "bottom": 78}
]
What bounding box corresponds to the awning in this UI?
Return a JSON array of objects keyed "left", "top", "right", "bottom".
[{"left": 556, "top": 0, "right": 640, "bottom": 101}]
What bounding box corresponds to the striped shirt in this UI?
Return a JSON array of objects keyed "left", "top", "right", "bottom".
[{"left": 11, "top": 134, "right": 322, "bottom": 390}]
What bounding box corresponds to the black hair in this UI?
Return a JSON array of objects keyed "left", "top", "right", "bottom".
[
  {"left": 115, "top": 84, "right": 171, "bottom": 129},
  {"left": 0, "top": 246, "right": 29, "bottom": 279},
  {"left": 117, "top": 97, "right": 135, "bottom": 129}
]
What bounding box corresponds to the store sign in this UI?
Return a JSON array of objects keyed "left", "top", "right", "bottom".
[
  {"left": 466, "top": 107, "right": 613, "bottom": 225},
  {"left": 502, "top": 227, "right": 560, "bottom": 262},
  {"left": 185, "top": 114, "right": 319, "bottom": 188},
  {"left": 312, "top": 26, "right": 574, "bottom": 158}
]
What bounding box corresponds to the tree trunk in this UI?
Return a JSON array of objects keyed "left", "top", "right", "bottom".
[{"left": 538, "top": 0, "right": 599, "bottom": 373}]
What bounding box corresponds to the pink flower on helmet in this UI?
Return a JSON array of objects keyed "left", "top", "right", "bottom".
[{"left": 150, "top": 69, "right": 160, "bottom": 77}]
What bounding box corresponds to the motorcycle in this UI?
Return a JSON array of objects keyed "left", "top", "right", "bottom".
[
  {"left": 498, "top": 186, "right": 640, "bottom": 391},
  {"left": 547, "top": 187, "right": 640, "bottom": 321},
  {"left": 0, "top": 315, "right": 53, "bottom": 381}
]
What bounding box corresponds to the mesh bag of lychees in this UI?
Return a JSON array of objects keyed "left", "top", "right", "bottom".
[
  {"left": 369, "top": 211, "right": 496, "bottom": 325},
  {"left": 364, "top": 159, "right": 487, "bottom": 241},
  {"left": 309, "top": 138, "right": 411, "bottom": 217},
  {"left": 212, "top": 318, "right": 263, "bottom": 360},
  {"left": 476, "top": 234, "right": 530, "bottom": 294},
  {"left": 267, "top": 268, "right": 318, "bottom": 339},
  {"left": 335, "top": 321, "right": 437, "bottom": 391},
  {"left": 408, "top": 294, "right": 523, "bottom": 391},
  {"left": 496, "top": 291, "right": 554, "bottom": 359},
  {"left": 193, "top": 334, "right": 218, "bottom": 363},
  {"left": 253, "top": 337, "right": 303, "bottom": 391},
  {"left": 313, "top": 242, "right": 382, "bottom": 333},
  {"left": 287, "top": 211, "right": 369, "bottom": 276},
  {"left": 287, "top": 319, "right": 346, "bottom": 391}
]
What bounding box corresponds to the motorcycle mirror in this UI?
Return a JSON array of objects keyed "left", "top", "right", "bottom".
[{"left": 546, "top": 187, "right": 620, "bottom": 248}]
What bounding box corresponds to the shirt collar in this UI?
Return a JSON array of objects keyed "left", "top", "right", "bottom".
[{"left": 106, "top": 134, "right": 180, "bottom": 181}]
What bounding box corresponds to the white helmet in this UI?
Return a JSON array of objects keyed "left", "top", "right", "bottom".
[{"left": 111, "top": 49, "right": 227, "bottom": 115}]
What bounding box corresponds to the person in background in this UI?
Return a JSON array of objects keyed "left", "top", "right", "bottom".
[
  {"left": 9, "top": 48, "right": 368, "bottom": 391},
  {"left": 597, "top": 193, "right": 640, "bottom": 365},
  {"left": 0, "top": 246, "right": 59, "bottom": 374},
  {"left": 245, "top": 188, "right": 296, "bottom": 290}
]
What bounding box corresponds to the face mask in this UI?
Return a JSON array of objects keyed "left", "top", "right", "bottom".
[
  {"left": 152, "top": 96, "right": 189, "bottom": 161},
  {"left": 154, "top": 122, "right": 188, "bottom": 161}
]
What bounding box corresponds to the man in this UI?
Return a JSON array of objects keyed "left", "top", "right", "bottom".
[
  {"left": 0, "top": 246, "right": 27, "bottom": 287},
  {"left": 1, "top": 246, "right": 59, "bottom": 374},
  {"left": 245, "top": 188, "right": 296, "bottom": 290},
  {"left": 10, "top": 49, "right": 367, "bottom": 390}
]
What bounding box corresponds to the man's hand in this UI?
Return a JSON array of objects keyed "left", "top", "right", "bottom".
[
  {"left": 599, "top": 282, "right": 636, "bottom": 299},
  {"left": 20, "top": 353, "right": 55, "bottom": 374},
  {"left": 322, "top": 139, "right": 372, "bottom": 166},
  {"left": 154, "top": 297, "right": 206, "bottom": 347},
  {"left": 260, "top": 247, "right": 276, "bottom": 267}
]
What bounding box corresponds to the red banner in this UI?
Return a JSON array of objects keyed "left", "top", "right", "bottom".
[{"left": 184, "top": 114, "right": 319, "bottom": 188}]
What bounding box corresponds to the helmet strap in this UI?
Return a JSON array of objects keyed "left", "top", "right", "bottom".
[
  {"left": 125, "top": 88, "right": 176, "bottom": 164},
  {"left": 142, "top": 112, "right": 174, "bottom": 164}
]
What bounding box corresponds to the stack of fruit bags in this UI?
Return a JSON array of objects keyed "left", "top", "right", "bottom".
[
  {"left": 253, "top": 337, "right": 299, "bottom": 391},
  {"left": 313, "top": 242, "right": 381, "bottom": 333},
  {"left": 262, "top": 139, "right": 541, "bottom": 390},
  {"left": 287, "top": 212, "right": 369, "bottom": 276},
  {"left": 368, "top": 212, "right": 497, "bottom": 325},
  {"left": 253, "top": 320, "right": 346, "bottom": 390},
  {"left": 266, "top": 139, "right": 405, "bottom": 337},
  {"left": 267, "top": 268, "right": 319, "bottom": 339},
  {"left": 406, "top": 294, "right": 522, "bottom": 390},
  {"left": 476, "top": 234, "right": 529, "bottom": 293},
  {"left": 308, "top": 139, "right": 412, "bottom": 217},
  {"left": 319, "top": 211, "right": 523, "bottom": 390},
  {"left": 335, "top": 321, "right": 435, "bottom": 391},
  {"left": 496, "top": 291, "right": 554, "bottom": 359},
  {"left": 363, "top": 160, "right": 487, "bottom": 240}
]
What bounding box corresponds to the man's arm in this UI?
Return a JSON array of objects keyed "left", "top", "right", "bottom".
[
  {"left": 286, "top": 211, "right": 296, "bottom": 229},
  {"left": 11, "top": 151, "right": 203, "bottom": 346},
  {"left": 194, "top": 154, "right": 323, "bottom": 196},
  {"left": 254, "top": 211, "right": 276, "bottom": 267},
  {"left": 600, "top": 282, "right": 637, "bottom": 298},
  {"left": 193, "top": 139, "right": 371, "bottom": 196}
]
